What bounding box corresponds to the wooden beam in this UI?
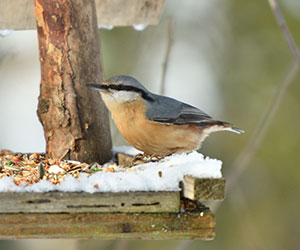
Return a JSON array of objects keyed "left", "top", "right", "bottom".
[
  {"left": 0, "top": 0, "right": 165, "bottom": 30},
  {"left": 0, "top": 191, "right": 180, "bottom": 213},
  {"left": 0, "top": 208, "right": 215, "bottom": 239},
  {"left": 95, "top": 0, "right": 165, "bottom": 27},
  {"left": 183, "top": 176, "right": 225, "bottom": 201}
]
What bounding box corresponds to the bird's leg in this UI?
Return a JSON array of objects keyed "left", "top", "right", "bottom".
[
  {"left": 132, "top": 153, "right": 164, "bottom": 166},
  {"left": 131, "top": 153, "right": 148, "bottom": 166},
  {"left": 149, "top": 154, "right": 164, "bottom": 162},
  {"left": 131, "top": 153, "right": 145, "bottom": 164}
]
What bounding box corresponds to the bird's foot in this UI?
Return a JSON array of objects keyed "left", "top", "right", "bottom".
[{"left": 132, "top": 153, "right": 164, "bottom": 166}]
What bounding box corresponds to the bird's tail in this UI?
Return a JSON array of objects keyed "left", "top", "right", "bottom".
[{"left": 200, "top": 120, "right": 244, "bottom": 135}]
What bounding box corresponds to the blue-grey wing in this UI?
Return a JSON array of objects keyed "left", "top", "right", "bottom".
[{"left": 145, "top": 94, "right": 212, "bottom": 125}]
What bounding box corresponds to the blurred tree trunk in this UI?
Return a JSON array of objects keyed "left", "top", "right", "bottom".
[{"left": 34, "top": 0, "right": 112, "bottom": 163}]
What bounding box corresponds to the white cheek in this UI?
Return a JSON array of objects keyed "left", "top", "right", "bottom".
[
  {"left": 100, "top": 92, "right": 114, "bottom": 105},
  {"left": 112, "top": 90, "right": 139, "bottom": 102}
]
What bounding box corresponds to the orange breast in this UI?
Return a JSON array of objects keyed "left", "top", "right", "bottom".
[{"left": 108, "top": 97, "right": 203, "bottom": 155}]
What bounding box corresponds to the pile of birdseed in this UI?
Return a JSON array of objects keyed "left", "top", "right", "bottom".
[{"left": 0, "top": 149, "right": 120, "bottom": 187}]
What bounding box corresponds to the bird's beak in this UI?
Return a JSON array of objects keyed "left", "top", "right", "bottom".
[{"left": 87, "top": 82, "right": 108, "bottom": 92}]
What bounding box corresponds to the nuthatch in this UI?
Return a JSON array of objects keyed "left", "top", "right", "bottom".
[{"left": 88, "top": 76, "right": 243, "bottom": 156}]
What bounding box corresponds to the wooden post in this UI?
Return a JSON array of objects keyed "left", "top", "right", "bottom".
[{"left": 34, "top": 0, "right": 112, "bottom": 163}]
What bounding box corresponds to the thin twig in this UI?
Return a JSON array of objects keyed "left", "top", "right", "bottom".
[
  {"left": 208, "top": 64, "right": 298, "bottom": 250},
  {"left": 180, "top": 2, "right": 298, "bottom": 247},
  {"left": 227, "top": 64, "right": 297, "bottom": 193},
  {"left": 211, "top": 63, "right": 298, "bottom": 212},
  {"left": 160, "top": 20, "right": 189, "bottom": 250},
  {"left": 159, "top": 19, "right": 174, "bottom": 95},
  {"left": 268, "top": 0, "right": 300, "bottom": 71}
]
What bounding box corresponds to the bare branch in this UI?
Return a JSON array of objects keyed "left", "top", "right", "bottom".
[
  {"left": 210, "top": 0, "right": 299, "bottom": 216},
  {"left": 268, "top": 0, "right": 300, "bottom": 71},
  {"left": 211, "top": 63, "right": 298, "bottom": 212},
  {"left": 227, "top": 64, "right": 297, "bottom": 193},
  {"left": 159, "top": 19, "right": 174, "bottom": 95}
]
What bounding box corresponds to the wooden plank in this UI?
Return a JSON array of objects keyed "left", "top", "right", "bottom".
[
  {"left": 95, "top": 0, "right": 165, "bottom": 27},
  {"left": 0, "top": 0, "right": 165, "bottom": 30},
  {"left": 183, "top": 176, "right": 225, "bottom": 201},
  {"left": 0, "top": 191, "right": 180, "bottom": 213},
  {"left": 0, "top": 208, "right": 215, "bottom": 239}
]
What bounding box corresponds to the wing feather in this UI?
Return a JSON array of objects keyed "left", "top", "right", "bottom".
[{"left": 145, "top": 94, "right": 213, "bottom": 125}]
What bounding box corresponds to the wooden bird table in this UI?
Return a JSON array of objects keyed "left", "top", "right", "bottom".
[
  {"left": 0, "top": 175, "right": 224, "bottom": 239},
  {"left": 0, "top": 0, "right": 225, "bottom": 240}
]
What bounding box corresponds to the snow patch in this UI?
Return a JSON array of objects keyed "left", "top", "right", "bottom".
[
  {"left": 133, "top": 24, "right": 147, "bottom": 31},
  {"left": 98, "top": 25, "right": 114, "bottom": 30},
  {"left": 0, "top": 149, "right": 222, "bottom": 193},
  {"left": 0, "top": 30, "right": 14, "bottom": 37},
  {"left": 48, "top": 165, "right": 65, "bottom": 174},
  {"left": 112, "top": 146, "right": 142, "bottom": 156}
]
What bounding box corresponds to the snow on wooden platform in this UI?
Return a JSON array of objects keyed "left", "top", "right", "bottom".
[{"left": 0, "top": 147, "right": 222, "bottom": 193}]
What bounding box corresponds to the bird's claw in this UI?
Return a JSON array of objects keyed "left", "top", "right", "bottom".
[{"left": 132, "top": 153, "right": 164, "bottom": 166}]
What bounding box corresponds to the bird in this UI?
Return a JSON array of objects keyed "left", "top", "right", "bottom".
[{"left": 88, "top": 75, "right": 243, "bottom": 156}]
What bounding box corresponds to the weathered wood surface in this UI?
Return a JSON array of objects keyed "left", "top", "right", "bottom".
[
  {"left": 0, "top": 209, "right": 215, "bottom": 239},
  {"left": 0, "top": 191, "right": 179, "bottom": 213},
  {"left": 183, "top": 176, "right": 225, "bottom": 201},
  {"left": 95, "top": 0, "right": 165, "bottom": 27},
  {"left": 35, "top": 0, "right": 112, "bottom": 163},
  {"left": 0, "top": 0, "right": 165, "bottom": 30}
]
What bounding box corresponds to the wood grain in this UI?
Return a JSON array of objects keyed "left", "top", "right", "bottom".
[
  {"left": 0, "top": 191, "right": 180, "bottom": 213},
  {"left": 0, "top": 209, "right": 215, "bottom": 239},
  {"left": 183, "top": 176, "right": 225, "bottom": 201},
  {"left": 0, "top": 0, "right": 165, "bottom": 30}
]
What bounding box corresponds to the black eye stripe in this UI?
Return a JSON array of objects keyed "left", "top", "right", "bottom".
[{"left": 104, "top": 84, "right": 154, "bottom": 102}]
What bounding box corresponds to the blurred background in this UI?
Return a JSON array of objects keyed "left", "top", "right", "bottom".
[{"left": 1, "top": 0, "right": 300, "bottom": 249}]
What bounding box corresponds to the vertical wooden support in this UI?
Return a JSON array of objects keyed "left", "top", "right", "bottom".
[{"left": 34, "top": 0, "right": 112, "bottom": 163}]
